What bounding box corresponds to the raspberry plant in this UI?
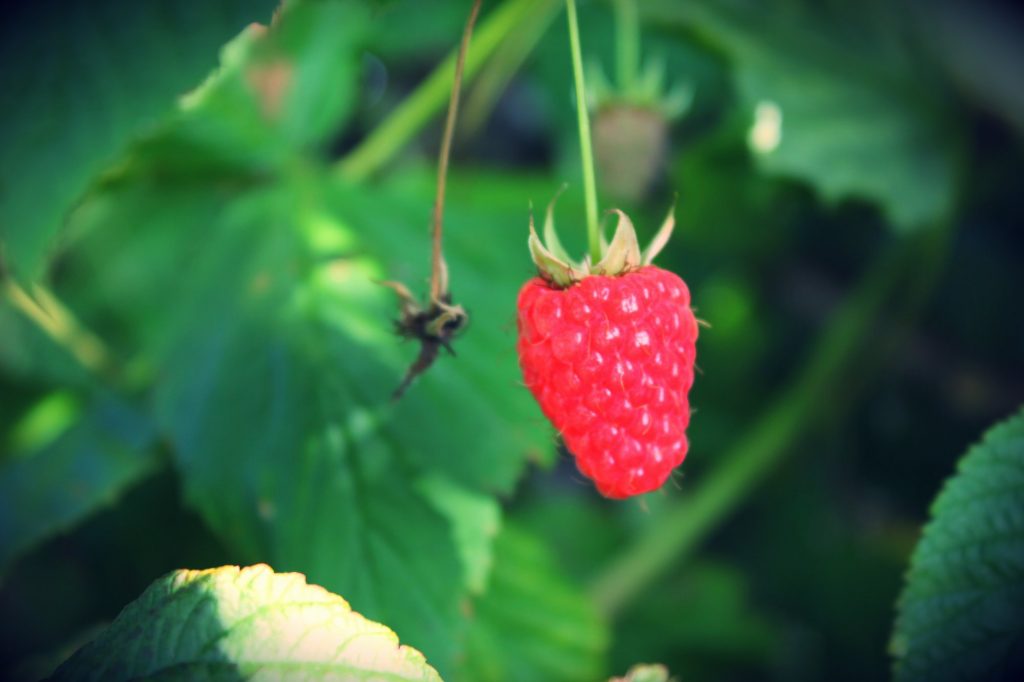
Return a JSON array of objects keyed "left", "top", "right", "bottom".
[{"left": 1, "top": 1, "right": 1021, "bottom": 681}]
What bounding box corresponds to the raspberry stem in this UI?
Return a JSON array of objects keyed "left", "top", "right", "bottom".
[{"left": 565, "top": 0, "right": 602, "bottom": 264}]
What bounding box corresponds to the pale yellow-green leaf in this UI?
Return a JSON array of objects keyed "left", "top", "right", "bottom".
[{"left": 51, "top": 564, "right": 443, "bottom": 682}]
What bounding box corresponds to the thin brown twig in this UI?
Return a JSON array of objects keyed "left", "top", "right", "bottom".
[
  {"left": 385, "top": 0, "right": 480, "bottom": 399},
  {"left": 430, "top": 0, "right": 482, "bottom": 302}
]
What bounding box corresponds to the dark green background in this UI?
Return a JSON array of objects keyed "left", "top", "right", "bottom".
[{"left": 1, "top": 0, "right": 1022, "bottom": 680}]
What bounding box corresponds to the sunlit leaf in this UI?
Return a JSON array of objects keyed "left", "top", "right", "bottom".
[
  {"left": 610, "top": 664, "right": 672, "bottom": 682},
  {"left": 50, "top": 564, "right": 443, "bottom": 681}
]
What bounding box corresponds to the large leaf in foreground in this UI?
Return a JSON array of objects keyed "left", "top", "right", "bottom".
[
  {"left": 51, "top": 564, "right": 442, "bottom": 681},
  {"left": 55, "top": 162, "right": 538, "bottom": 681},
  {"left": 138, "top": 184, "right": 466, "bottom": 673},
  {"left": 0, "top": 0, "right": 276, "bottom": 277},
  {"left": 60, "top": 167, "right": 549, "bottom": 670},
  {"left": 650, "top": 0, "right": 959, "bottom": 232},
  {"left": 50, "top": 4, "right": 553, "bottom": 667},
  {"left": 460, "top": 524, "right": 609, "bottom": 682},
  {"left": 0, "top": 395, "right": 159, "bottom": 573},
  {"left": 891, "top": 407, "right": 1024, "bottom": 681}
]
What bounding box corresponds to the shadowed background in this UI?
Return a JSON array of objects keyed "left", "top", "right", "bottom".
[{"left": 1, "top": 0, "right": 1022, "bottom": 680}]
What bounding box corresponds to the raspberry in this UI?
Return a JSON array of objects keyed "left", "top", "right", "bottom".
[
  {"left": 587, "top": 58, "right": 693, "bottom": 203},
  {"left": 593, "top": 105, "right": 668, "bottom": 203},
  {"left": 517, "top": 266, "right": 698, "bottom": 498}
]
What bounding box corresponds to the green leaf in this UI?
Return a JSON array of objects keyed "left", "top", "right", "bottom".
[
  {"left": 57, "top": 173, "right": 467, "bottom": 666},
  {"left": 650, "top": 0, "right": 960, "bottom": 232},
  {"left": 56, "top": 166, "right": 553, "bottom": 670},
  {"left": 0, "top": 0, "right": 277, "bottom": 278},
  {"left": 460, "top": 524, "right": 609, "bottom": 682},
  {"left": 45, "top": 7, "right": 555, "bottom": 666},
  {"left": 0, "top": 395, "right": 160, "bottom": 572},
  {"left": 147, "top": 0, "right": 369, "bottom": 173},
  {"left": 144, "top": 191, "right": 468, "bottom": 672},
  {"left": 327, "top": 172, "right": 556, "bottom": 489},
  {"left": 417, "top": 475, "right": 502, "bottom": 596},
  {"left": 50, "top": 564, "right": 443, "bottom": 681},
  {"left": 891, "top": 407, "right": 1024, "bottom": 682}
]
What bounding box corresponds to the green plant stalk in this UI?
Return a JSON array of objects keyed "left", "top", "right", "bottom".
[
  {"left": 588, "top": 223, "right": 951, "bottom": 617},
  {"left": 336, "top": 0, "right": 536, "bottom": 183},
  {"left": 462, "top": 0, "right": 561, "bottom": 136},
  {"left": 565, "top": 0, "right": 601, "bottom": 263},
  {"left": 3, "top": 280, "right": 114, "bottom": 379},
  {"left": 614, "top": 0, "right": 640, "bottom": 92}
]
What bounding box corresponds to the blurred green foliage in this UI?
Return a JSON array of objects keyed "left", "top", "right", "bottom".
[
  {"left": 1, "top": 0, "right": 1022, "bottom": 680},
  {"left": 0, "top": 0, "right": 279, "bottom": 279}
]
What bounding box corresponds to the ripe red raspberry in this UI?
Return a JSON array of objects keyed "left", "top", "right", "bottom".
[{"left": 517, "top": 265, "right": 697, "bottom": 498}]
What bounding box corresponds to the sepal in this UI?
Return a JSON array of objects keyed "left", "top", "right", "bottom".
[
  {"left": 529, "top": 213, "right": 583, "bottom": 287},
  {"left": 543, "top": 186, "right": 573, "bottom": 264},
  {"left": 527, "top": 193, "right": 676, "bottom": 286},
  {"left": 592, "top": 210, "right": 641, "bottom": 275},
  {"left": 588, "top": 57, "right": 693, "bottom": 120},
  {"left": 642, "top": 203, "right": 675, "bottom": 265}
]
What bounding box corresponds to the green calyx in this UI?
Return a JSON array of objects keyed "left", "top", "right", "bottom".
[
  {"left": 588, "top": 57, "right": 693, "bottom": 121},
  {"left": 528, "top": 193, "right": 675, "bottom": 287}
]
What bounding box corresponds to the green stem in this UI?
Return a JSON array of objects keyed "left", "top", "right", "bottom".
[
  {"left": 614, "top": 0, "right": 640, "bottom": 92},
  {"left": 587, "top": 224, "right": 951, "bottom": 617},
  {"left": 336, "top": 0, "right": 536, "bottom": 183},
  {"left": 462, "top": 0, "right": 561, "bottom": 136},
  {"left": 3, "top": 280, "right": 115, "bottom": 381},
  {"left": 565, "top": 0, "right": 601, "bottom": 263}
]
